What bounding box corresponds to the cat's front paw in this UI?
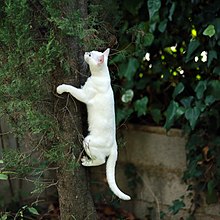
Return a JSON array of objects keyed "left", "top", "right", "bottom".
[{"left": 56, "top": 84, "right": 66, "bottom": 94}]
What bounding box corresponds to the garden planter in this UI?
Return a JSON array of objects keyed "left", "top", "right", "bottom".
[{"left": 116, "top": 124, "right": 220, "bottom": 220}]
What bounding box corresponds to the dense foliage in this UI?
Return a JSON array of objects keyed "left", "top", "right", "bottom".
[
  {"left": 113, "top": 0, "right": 220, "bottom": 127},
  {"left": 112, "top": 0, "right": 220, "bottom": 216},
  {"left": 0, "top": 0, "right": 220, "bottom": 218},
  {"left": 0, "top": 0, "right": 115, "bottom": 217}
]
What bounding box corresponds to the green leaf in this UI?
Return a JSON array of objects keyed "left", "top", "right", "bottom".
[
  {"left": 168, "top": 2, "right": 176, "bottom": 21},
  {"left": 143, "top": 33, "right": 154, "bottom": 46},
  {"left": 134, "top": 96, "right": 148, "bottom": 117},
  {"left": 27, "top": 207, "right": 39, "bottom": 215},
  {"left": 150, "top": 108, "right": 162, "bottom": 124},
  {"left": 195, "top": 100, "right": 206, "bottom": 112},
  {"left": 185, "top": 107, "right": 200, "bottom": 130},
  {"left": 121, "top": 89, "right": 134, "bottom": 103},
  {"left": 149, "top": 19, "right": 158, "bottom": 32},
  {"left": 208, "top": 80, "right": 220, "bottom": 100},
  {"left": 185, "top": 40, "right": 200, "bottom": 62},
  {"left": 0, "top": 214, "right": 8, "bottom": 220},
  {"left": 180, "top": 96, "right": 194, "bottom": 108},
  {"left": 116, "top": 108, "right": 133, "bottom": 125},
  {"left": 213, "top": 66, "right": 220, "bottom": 76},
  {"left": 205, "top": 95, "right": 216, "bottom": 106},
  {"left": 123, "top": 58, "right": 139, "bottom": 80},
  {"left": 158, "top": 19, "right": 167, "bottom": 33},
  {"left": 0, "top": 173, "right": 8, "bottom": 180},
  {"left": 164, "top": 101, "right": 179, "bottom": 130},
  {"left": 195, "top": 80, "right": 207, "bottom": 99},
  {"left": 203, "top": 24, "right": 216, "bottom": 37},
  {"left": 169, "top": 199, "right": 185, "bottom": 215},
  {"left": 213, "top": 18, "right": 220, "bottom": 34},
  {"left": 207, "top": 50, "right": 217, "bottom": 67},
  {"left": 172, "top": 82, "right": 185, "bottom": 99},
  {"left": 118, "top": 62, "right": 128, "bottom": 78},
  {"left": 147, "top": 0, "right": 161, "bottom": 20},
  {"left": 0, "top": 160, "right": 4, "bottom": 164},
  {"left": 2, "top": 171, "right": 16, "bottom": 175},
  {"left": 176, "top": 106, "right": 185, "bottom": 118}
]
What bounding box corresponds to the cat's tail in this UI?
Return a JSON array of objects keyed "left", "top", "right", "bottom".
[{"left": 106, "top": 145, "right": 131, "bottom": 200}]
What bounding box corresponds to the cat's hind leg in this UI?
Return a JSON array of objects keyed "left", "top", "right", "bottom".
[{"left": 81, "top": 138, "right": 106, "bottom": 166}]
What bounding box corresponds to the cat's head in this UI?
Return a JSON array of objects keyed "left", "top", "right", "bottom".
[{"left": 84, "top": 48, "right": 110, "bottom": 72}]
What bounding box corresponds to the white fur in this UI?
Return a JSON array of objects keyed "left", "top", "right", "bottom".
[{"left": 57, "top": 48, "right": 131, "bottom": 200}]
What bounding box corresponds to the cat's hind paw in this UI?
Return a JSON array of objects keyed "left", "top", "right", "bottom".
[
  {"left": 81, "top": 156, "right": 90, "bottom": 166},
  {"left": 81, "top": 156, "right": 105, "bottom": 166},
  {"left": 81, "top": 156, "right": 88, "bottom": 162}
]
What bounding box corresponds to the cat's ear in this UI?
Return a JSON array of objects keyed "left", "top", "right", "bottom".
[
  {"left": 103, "top": 48, "right": 110, "bottom": 57},
  {"left": 98, "top": 55, "right": 104, "bottom": 64},
  {"left": 97, "top": 48, "right": 110, "bottom": 64}
]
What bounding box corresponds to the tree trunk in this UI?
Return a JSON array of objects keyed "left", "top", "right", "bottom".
[{"left": 55, "top": 0, "right": 97, "bottom": 219}]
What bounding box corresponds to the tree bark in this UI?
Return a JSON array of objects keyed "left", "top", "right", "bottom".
[{"left": 55, "top": 0, "right": 97, "bottom": 219}]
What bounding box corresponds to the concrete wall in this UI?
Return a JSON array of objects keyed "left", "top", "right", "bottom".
[
  {"left": 0, "top": 118, "right": 56, "bottom": 207},
  {"left": 90, "top": 125, "right": 220, "bottom": 220},
  {"left": 117, "top": 125, "right": 220, "bottom": 220}
]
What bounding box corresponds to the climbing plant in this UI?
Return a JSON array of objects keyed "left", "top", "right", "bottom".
[{"left": 111, "top": 0, "right": 220, "bottom": 217}]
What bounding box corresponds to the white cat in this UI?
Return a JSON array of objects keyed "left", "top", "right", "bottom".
[{"left": 56, "top": 48, "right": 131, "bottom": 200}]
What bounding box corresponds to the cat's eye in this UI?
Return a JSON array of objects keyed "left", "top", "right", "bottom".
[{"left": 89, "top": 53, "right": 91, "bottom": 57}]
